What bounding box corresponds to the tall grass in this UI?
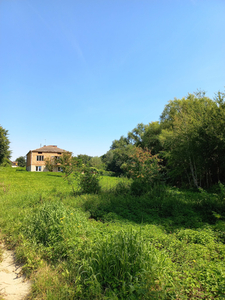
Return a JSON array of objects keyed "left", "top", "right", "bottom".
[
  {"left": 73, "top": 228, "right": 173, "bottom": 299},
  {"left": 1, "top": 168, "right": 225, "bottom": 299}
]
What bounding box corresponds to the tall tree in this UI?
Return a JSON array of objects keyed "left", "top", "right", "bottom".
[
  {"left": 89, "top": 156, "right": 105, "bottom": 169},
  {"left": 0, "top": 126, "right": 11, "bottom": 166},
  {"left": 110, "top": 136, "right": 130, "bottom": 150},
  {"left": 127, "top": 123, "right": 146, "bottom": 146},
  {"left": 159, "top": 93, "right": 225, "bottom": 188},
  {"left": 77, "top": 154, "right": 92, "bottom": 166},
  {"left": 142, "top": 121, "right": 163, "bottom": 155}
]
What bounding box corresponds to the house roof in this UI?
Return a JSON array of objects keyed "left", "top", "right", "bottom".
[{"left": 29, "top": 145, "right": 68, "bottom": 153}]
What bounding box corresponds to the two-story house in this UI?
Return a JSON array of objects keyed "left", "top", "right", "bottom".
[{"left": 26, "top": 145, "right": 68, "bottom": 172}]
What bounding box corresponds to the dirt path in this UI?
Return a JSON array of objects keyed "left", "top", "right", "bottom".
[{"left": 0, "top": 243, "right": 31, "bottom": 300}]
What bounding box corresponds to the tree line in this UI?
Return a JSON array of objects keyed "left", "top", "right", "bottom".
[
  {"left": 1, "top": 89, "right": 225, "bottom": 189},
  {"left": 102, "top": 90, "right": 225, "bottom": 189}
]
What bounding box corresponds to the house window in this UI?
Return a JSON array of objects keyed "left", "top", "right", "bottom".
[
  {"left": 36, "top": 166, "right": 42, "bottom": 172},
  {"left": 58, "top": 167, "right": 62, "bottom": 172},
  {"left": 37, "top": 155, "right": 44, "bottom": 161}
]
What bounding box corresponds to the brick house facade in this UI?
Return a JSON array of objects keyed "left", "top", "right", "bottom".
[{"left": 26, "top": 145, "right": 68, "bottom": 172}]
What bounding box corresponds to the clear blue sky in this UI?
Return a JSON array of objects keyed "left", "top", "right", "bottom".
[{"left": 1, "top": 0, "right": 225, "bottom": 160}]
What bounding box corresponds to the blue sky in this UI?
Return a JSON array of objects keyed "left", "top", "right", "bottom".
[{"left": 1, "top": 0, "right": 225, "bottom": 160}]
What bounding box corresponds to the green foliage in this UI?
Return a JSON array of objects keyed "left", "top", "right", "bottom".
[
  {"left": 23, "top": 200, "right": 90, "bottom": 261},
  {"left": 77, "top": 229, "right": 172, "bottom": 298},
  {"left": 60, "top": 156, "right": 101, "bottom": 194},
  {"left": 24, "top": 201, "right": 67, "bottom": 246},
  {"left": 89, "top": 156, "right": 105, "bottom": 170},
  {"left": 104, "top": 89, "right": 225, "bottom": 188},
  {"left": 127, "top": 122, "right": 146, "bottom": 146},
  {"left": 123, "top": 147, "right": 162, "bottom": 195},
  {"left": 16, "top": 156, "right": 26, "bottom": 167},
  {"left": 106, "top": 145, "right": 136, "bottom": 176},
  {"left": 77, "top": 154, "right": 92, "bottom": 166},
  {"left": 142, "top": 121, "right": 163, "bottom": 155},
  {"left": 44, "top": 157, "right": 55, "bottom": 172},
  {"left": 2, "top": 162, "right": 225, "bottom": 299},
  {"left": 176, "top": 227, "right": 215, "bottom": 245},
  {"left": 58, "top": 151, "right": 82, "bottom": 175},
  {"left": 79, "top": 166, "right": 101, "bottom": 194},
  {"left": 0, "top": 125, "right": 11, "bottom": 165},
  {"left": 159, "top": 92, "right": 225, "bottom": 188}
]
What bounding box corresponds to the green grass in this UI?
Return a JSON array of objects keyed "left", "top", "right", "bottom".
[{"left": 1, "top": 167, "right": 225, "bottom": 299}]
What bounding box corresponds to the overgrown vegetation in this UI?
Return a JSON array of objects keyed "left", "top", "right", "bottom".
[
  {"left": 1, "top": 168, "right": 225, "bottom": 299},
  {"left": 1, "top": 89, "right": 225, "bottom": 298}
]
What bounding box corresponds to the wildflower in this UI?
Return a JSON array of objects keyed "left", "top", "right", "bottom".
[{"left": 193, "top": 260, "right": 196, "bottom": 263}]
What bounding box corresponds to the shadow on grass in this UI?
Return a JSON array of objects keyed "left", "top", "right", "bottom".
[
  {"left": 47, "top": 173, "right": 63, "bottom": 177},
  {"left": 79, "top": 184, "right": 224, "bottom": 231},
  {"left": 16, "top": 168, "right": 26, "bottom": 172}
]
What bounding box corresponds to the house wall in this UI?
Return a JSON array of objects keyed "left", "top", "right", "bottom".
[
  {"left": 26, "top": 152, "right": 32, "bottom": 168},
  {"left": 26, "top": 165, "right": 32, "bottom": 171},
  {"left": 28, "top": 151, "right": 63, "bottom": 172}
]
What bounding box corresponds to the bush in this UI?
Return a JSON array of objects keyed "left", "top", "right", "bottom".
[
  {"left": 123, "top": 147, "right": 162, "bottom": 196},
  {"left": 79, "top": 167, "right": 101, "bottom": 194}
]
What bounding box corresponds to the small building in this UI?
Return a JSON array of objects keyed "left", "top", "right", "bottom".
[
  {"left": 11, "top": 161, "right": 18, "bottom": 167},
  {"left": 26, "top": 145, "right": 68, "bottom": 172}
]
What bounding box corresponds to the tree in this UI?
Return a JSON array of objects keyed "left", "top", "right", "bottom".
[
  {"left": 110, "top": 136, "right": 130, "bottom": 150},
  {"left": 59, "top": 152, "right": 82, "bottom": 176},
  {"left": 159, "top": 92, "right": 225, "bottom": 188},
  {"left": 127, "top": 123, "right": 146, "bottom": 146},
  {"left": 142, "top": 121, "right": 163, "bottom": 155},
  {"left": 122, "top": 147, "right": 162, "bottom": 195},
  {"left": 89, "top": 156, "right": 105, "bottom": 169},
  {"left": 44, "top": 157, "right": 55, "bottom": 172},
  {"left": 0, "top": 126, "right": 11, "bottom": 166},
  {"left": 77, "top": 154, "right": 92, "bottom": 166},
  {"left": 16, "top": 156, "right": 26, "bottom": 167}
]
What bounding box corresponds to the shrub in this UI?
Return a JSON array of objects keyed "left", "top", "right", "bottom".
[
  {"left": 79, "top": 167, "right": 101, "bottom": 194},
  {"left": 123, "top": 147, "right": 162, "bottom": 195}
]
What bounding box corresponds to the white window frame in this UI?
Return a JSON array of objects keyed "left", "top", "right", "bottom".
[{"left": 36, "top": 166, "right": 42, "bottom": 172}]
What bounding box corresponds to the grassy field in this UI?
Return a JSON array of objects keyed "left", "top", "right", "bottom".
[{"left": 1, "top": 167, "right": 225, "bottom": 299}]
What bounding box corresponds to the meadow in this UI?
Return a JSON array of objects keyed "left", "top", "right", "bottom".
[{"left": 1, "top": 167, "right": 225, "bottom": 299}]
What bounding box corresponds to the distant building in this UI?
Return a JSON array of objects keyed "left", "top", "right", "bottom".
[
  {"left": 26, "top": 145, "right": 69, "bottom": 172},
  {"left": 11, "top": 161, "right": 18, "bottom": 167}
]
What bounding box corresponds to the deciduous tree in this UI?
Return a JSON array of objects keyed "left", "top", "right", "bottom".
[
  {"left": 16, "top": 156, "right": 26, "bottom": 167},
  {"left": 0, "top": 126, "right": 11, "bottom": 166}
]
